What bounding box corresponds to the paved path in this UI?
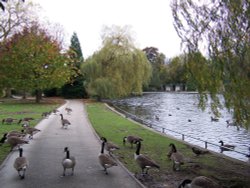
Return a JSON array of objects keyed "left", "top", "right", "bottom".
[{"left": 0, "top": 100, "right": 144, "bottom": 188}]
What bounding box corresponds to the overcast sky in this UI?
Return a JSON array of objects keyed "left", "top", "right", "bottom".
[{"left": 31, "top": 0, "right": 182, "bottom": 59}]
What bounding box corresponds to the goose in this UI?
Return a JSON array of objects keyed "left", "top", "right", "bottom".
[
  {"left": 123, "top": 135, "right": 143, "bottom": 148},
  {"left": 98, "top": 137, "right": 117, "bottom": 174},
  {"left": 218, "top": 140, "right": 235, "bottom": 152},
  {"left": 23, "top": 127, "right": 41, "bottom": 139},
  {"left": 65, "top": 107, "right": 72, "bottom": 114},
  {"left": 134, "top": 140, "right": 160, "bottom": 175},
  {"left": 168, "top": 143, "right": 185, "bottom": 171},
  {"left": 191, "top": 147, "right": 209, "bottom": 156},
  {"left": 101, "top": 137, "right": 119, "bottom": 155},
  {"left": 62, "top": 147, "right": 76, "bottom": 176},
  {"left": 52, "top": 109, "right": 59, "bottom": 114},
  {"left": 211, "top": 116, "right": 219, "bottom": 122},
  {"left": 226, "top": 120, "right": 240, "bottom": 130},
  {"left": 13, "top": 148, "right": 29, "bottom": 179},
  {"left": 178, "top": 176, "right": 221, "bottom": 188},
  {"left": 60, "top": 114, "right": 71, "bottom": 129},
  {"left": 155, "top": 115, "right": 159, "bottom": 121},
  {"left": 2, "top": 118, "right": 17, "bottom": 124},
  {"left": 0, "top": 134, "right": 29, "bottom": 151},
  {"left": 41, "top": 112, "right": 50, "bottom": 118},
  {"left": 18, "top": 117, "right": 34, "bottom": 124}
]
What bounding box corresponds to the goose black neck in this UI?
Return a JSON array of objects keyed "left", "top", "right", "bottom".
[
  {"left": 0, "top": 133, "right": 7, "bottom": 144},
  {"left": 135, "top": 141, "right": 141, "bottom": 155},
  {"left": 19, "top": 148, "right": 23, "bottom": 157},
  {"left": 66, "top": 150, "right": 70, "bottom": 159},
  {"left": 101, "top": 141, "right": 105, "bottom": 154},
  {"left": 170, "top": 144, "right": 177, "bottom": 152}
]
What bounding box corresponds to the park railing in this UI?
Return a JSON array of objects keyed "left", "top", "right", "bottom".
[{"left": 107, "top": 102, "right": 249, "bottom": 159}]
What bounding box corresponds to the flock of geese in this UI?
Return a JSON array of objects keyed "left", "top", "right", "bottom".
[
  {"left": 0, "top": 106, "right": 243, "bottom": 187},
  {"left": 0, "top": 107, "right": 74, "bottom": 179},
  {"left": 101, "top": 135, "right": 223, "bottom": 188}
]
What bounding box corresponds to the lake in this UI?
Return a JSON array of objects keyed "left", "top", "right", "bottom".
[{"left": 111, "top": 92, "right": 250, "bottom": 162}]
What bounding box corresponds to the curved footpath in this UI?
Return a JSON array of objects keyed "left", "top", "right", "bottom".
[{"left": 0, "top": 100, "right": 144, "bottom": 188}]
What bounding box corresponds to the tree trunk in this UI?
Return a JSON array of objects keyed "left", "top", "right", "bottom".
[
  {"left": 4, "top": 88, "right": 12, "bottom": 98},
  {"left": 35, "top": 89, "right": 42, "bottom": 103}
]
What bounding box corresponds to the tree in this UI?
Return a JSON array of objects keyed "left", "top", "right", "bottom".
[
  {"left": 0, "top": 0, "right": 36, "bottom": 40},
  {"left": 143, "top": 47, "right": 167, "bottom": 90},
  {"left": 81, "top": 25, "right": 152, "bottom": 100},
  {"left": 0, "top": 0, "right": 25, "bottom": 11},
  {"left": 171, "top": 0, "right": 250, "bottom": 127},
  {"left": 0, "top": 24, "right": 74, "bottom": 102},
  {"left": 60, "top": 32, "right": 88, "bottom": 98}
]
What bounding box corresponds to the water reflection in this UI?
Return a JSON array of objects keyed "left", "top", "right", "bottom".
[{"left": 111, "top": 92, "right": 250, "bottom": 162}]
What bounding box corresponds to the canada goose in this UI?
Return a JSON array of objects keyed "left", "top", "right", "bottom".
[
  {"left": 0, "top": 133, "right": 29, "bottom": 151},
  {"left": 41, "top": 112, "right": 50, "bottom": 118},
  {"left": 65, "top": 107, "right": 72, "bottom": 114},
  {"left": 18, "top": 117, "right": 34, "bottom": 124},
  {"left": 226, "top": 120, "right": 240, "bottom": 130},
  {"left": 168, "top": 143, "right": 185, "bottom": 171},
  {"left": 60, "top": 114, "right": 71, "bottom": 129},
  {"left": 178, "top": 176, "right": 221, "bottom": 188},
  {"left": 23, "top": 127, "right": 41, "bottom": 139},
  {"left": 52, "top": 109, "right": 59, "bottom": 114},
  {"left": 98, "top": 137, "right": 117, "bottom": 174},
  {"left": 123, "top": 135, "right": 143, "bottom": 148},
  {"left": 191, "top": 147, "right": 209, "bottom": 156},
  {"left": 218, "top": 140, "right": 235, "bottom": 152},
  {"left": 134, "top": 140, "right": 160, "bottom": 174},
  {"left": 2, "top": 118, "right": 17, "bottom": 124},
  {"left": 101, "top": 137, "right": 119, "bottom": 155},
  {"left": 62, "top": 147, "right": 76, "bottom": 176},
  {"left": 13, "top": 148, "right": 29, "bottom": 180},
  {"left": 211, "top": 116, "right": 219, "bottom": 122}
]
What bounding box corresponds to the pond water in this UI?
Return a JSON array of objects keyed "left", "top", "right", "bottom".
[{"left": 111, "top": 92, "right": 250, "bottom": 162}]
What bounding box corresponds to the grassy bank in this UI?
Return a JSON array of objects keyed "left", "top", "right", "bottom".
[
  {"left": 86, "top": 102, "right": 250, "bottom": 188},
  {"left": 0, "top": 98, "right": 63, "bottom": 163}
]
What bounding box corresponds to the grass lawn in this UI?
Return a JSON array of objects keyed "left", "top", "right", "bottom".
[
  {"left": 0, "top": 98, "right": 63, "bottom": 163},
  {"left": 86, "top": 102, "right": 250, "bottom": 188}
]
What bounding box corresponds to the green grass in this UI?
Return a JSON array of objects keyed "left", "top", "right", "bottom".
[
  {"left": 0, "top": 100, "right": 61, "bottom": 163},
  {"left": 86, "top": 102, "right": 250, "bottom": 187}
]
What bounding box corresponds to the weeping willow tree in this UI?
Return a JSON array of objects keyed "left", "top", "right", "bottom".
[
  {"left": 171, "top": 0, "right": 250, "bottom": 128},
  {"left": 81, "top": 25, "right": 152, "bottom": 100}
]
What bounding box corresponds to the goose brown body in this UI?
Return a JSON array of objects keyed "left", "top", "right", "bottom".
[{"left": 23, "top": 127, "right": 40, "bottom": 139}]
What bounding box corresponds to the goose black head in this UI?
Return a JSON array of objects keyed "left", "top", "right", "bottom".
[{"left": 100, "top": 137, "right": 107, "bottom": 142}]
